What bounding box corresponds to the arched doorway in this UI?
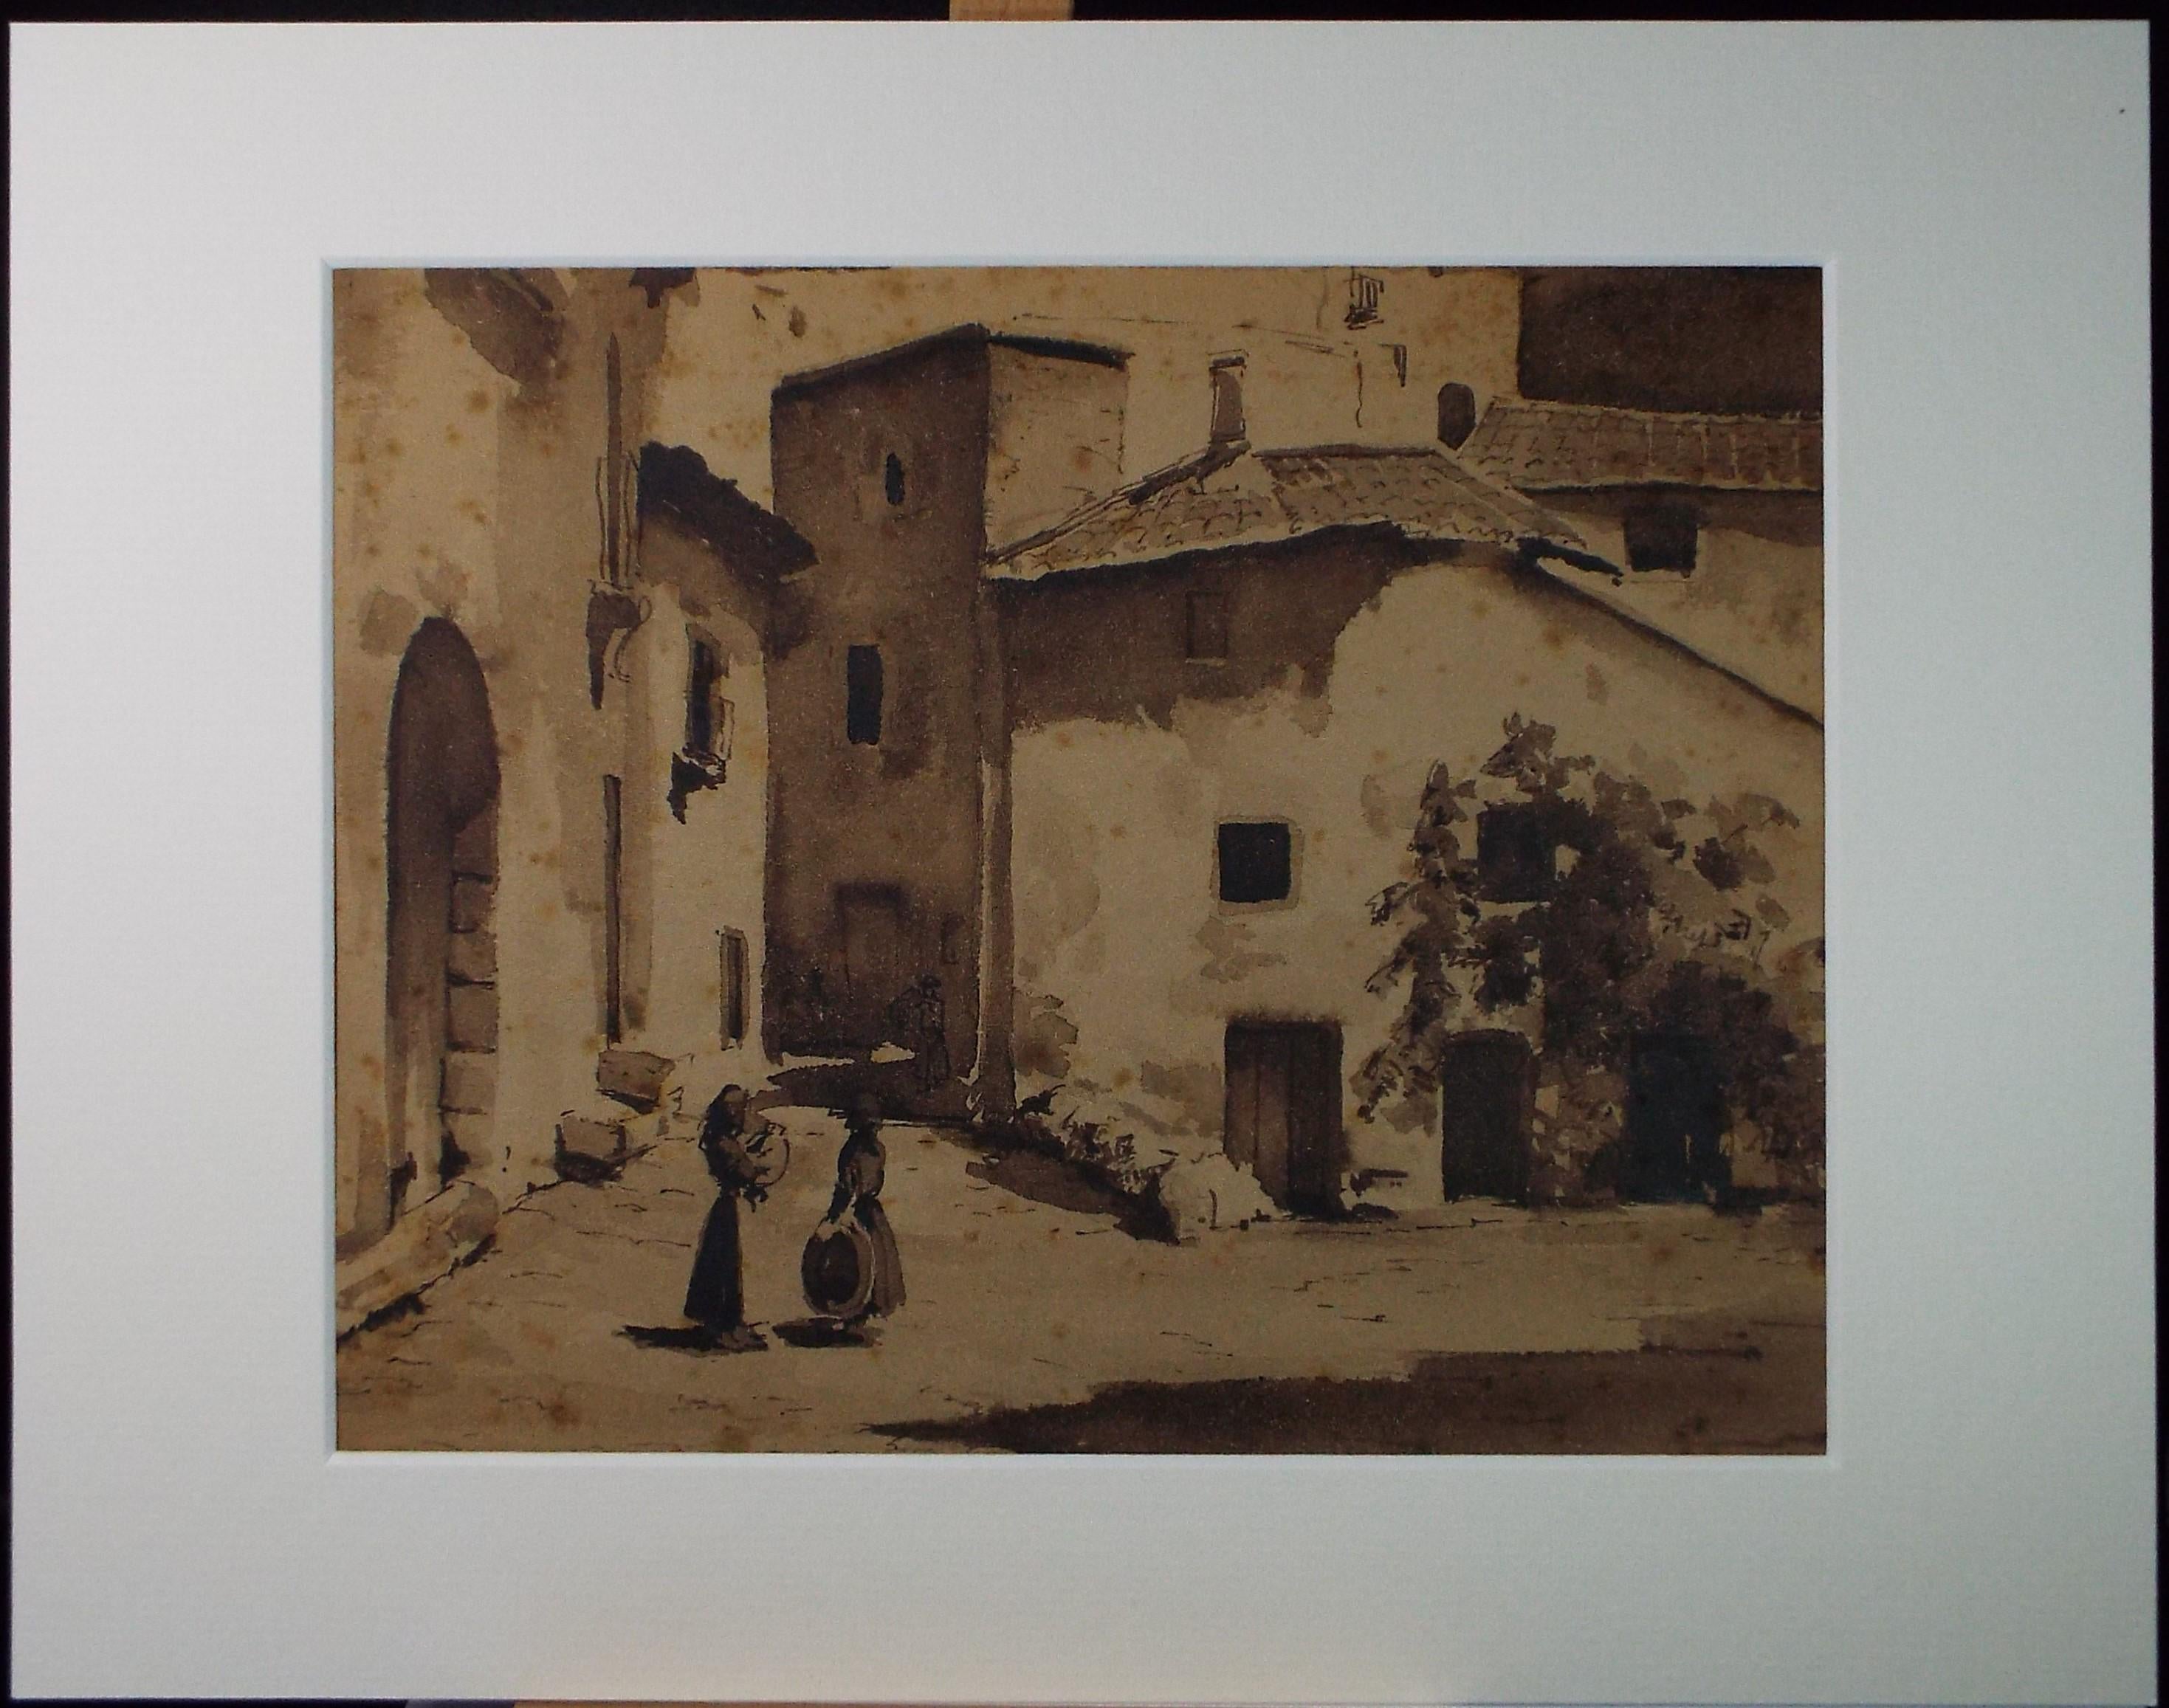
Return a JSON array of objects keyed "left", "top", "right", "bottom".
[{"left": 382, "top": 619, "right": 500, "bottom": 1239}]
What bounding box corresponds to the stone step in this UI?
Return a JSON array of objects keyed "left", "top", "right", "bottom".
[
  {"left": 597, "top": 1046, "right": 673, "bottom": 1112},
  {"left": 334, "top": 1180, "right": 498, "bottom": 1338},
  {"left": 554, "top": 1110, "right": 630, "bottom": 1185}
]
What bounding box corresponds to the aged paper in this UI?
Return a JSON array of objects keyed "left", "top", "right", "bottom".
[{"left": 334, "top": 265, "right": 1823, "bottom": 1453}]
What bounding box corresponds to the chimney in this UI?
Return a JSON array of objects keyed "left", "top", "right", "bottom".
[
  {"left": 1437, "top": 381, "right": 1477, "bottom": 450},
  {"left": 1209, "top": 354, "right": 1247, "bottom": 444}
]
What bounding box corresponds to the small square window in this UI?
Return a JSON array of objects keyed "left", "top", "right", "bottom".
[
  {"left": 1218, "top": 821, "right": 1292, "bottom": 904},
  {"left": 1186, "top": 590, "right": 1231, "bottom": 662},
  {"left": 1623, "top": 501, "right": 1698, "bottom": 574},
  {"left": 1477, "top": 805, "right": 1556, "bottom": 903}
]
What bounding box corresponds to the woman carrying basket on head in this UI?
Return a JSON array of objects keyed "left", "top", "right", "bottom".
[{"left": 683, "top": 1084, "right": 788, "bottom": 1352}]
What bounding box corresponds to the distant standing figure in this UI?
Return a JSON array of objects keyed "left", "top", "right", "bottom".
[
  {"left": 684, "top": 1084, "right": 771, "bottom": 1351},
  {"left": 912, "top": 973, "right": 950, "bottom": 1092},
  {"left": 822, "top": 1092, "right": 905, "bottom": 1320}
]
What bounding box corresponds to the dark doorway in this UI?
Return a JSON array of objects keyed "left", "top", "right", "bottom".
[
  {"left": 384, "top": 618, "right": 499, "bottom": 1247},
  {"left": 1622, "top": 1031, "right": 1729, "bottom": 1201},
  {"left": 1438, "top": 1030, "right": 1533, "bottom": 1202},
  {"left": 1225, "top": 1020, "right": 1341, "bottom": 1214},
  {"left": 836, "top": 884, "right": 910, "bottom": 1047}
]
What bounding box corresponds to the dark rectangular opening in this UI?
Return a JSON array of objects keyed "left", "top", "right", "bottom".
[
  {"left": 1623, "top": 500, "right": 1699, "bottom": 574},
  {"left": 1623, "top": 1031, "right": 1728, "bottom": 1202},
  {"left": 1218, "top": 820, "right": 1292, "bottom": 903},
  {"left": 1477, "top": 804, "right": 1555, "bottom": 903},
  {"left": 686, "top": 635, "right": 722, "bottom": 756},
  {"left": 602, "top": 774, "right": 623, "bottom": 1043},
  {"left": 720, "top": 929, "right": 748, "bottom": 1047},
  {"left": 846, "top": 644, "right": 883, "bottom": 745},
  {"left": 1225, "top": 1019, "right": 1341, "bottom": 1214},
  {"left": 1439, "top": 1030, "right": 1534, "bottom": 1203}
]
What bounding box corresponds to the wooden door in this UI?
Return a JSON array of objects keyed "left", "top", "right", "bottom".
[
  {"left": 836, "top": 885, "right": 910, "bottom": 1046},
  {"left": 1225, "top": 1021, "right": 1341, "bottom": 1215},
  {"left": 1438, "top": 1030, "right": 1533, "bottom": 1202},
  {"left": 1623, "top": 1031, "right": 1726, "bottom": 1201}
]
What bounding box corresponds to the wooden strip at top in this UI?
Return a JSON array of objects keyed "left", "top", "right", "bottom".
[{"left": 950, "top": 0, "right": 1073, "bottom": 17}]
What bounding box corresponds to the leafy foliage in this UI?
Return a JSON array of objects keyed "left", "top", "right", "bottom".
[{"left": 1357, "top": 716, "right": 1823, "bottom": 1194}]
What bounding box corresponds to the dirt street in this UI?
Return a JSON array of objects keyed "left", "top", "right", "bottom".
[{"left": 337, "top": 1110, "right": 1825, "bottom": 1453}]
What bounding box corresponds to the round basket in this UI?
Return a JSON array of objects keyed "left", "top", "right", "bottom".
[
  {"left": 801, "top": 1219, "right": 876, "bottom": 1320},
  {"left": 739, "top": 1129, "right": 791, "bottom": 1188}
]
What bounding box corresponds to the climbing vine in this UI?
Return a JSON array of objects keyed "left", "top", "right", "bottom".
[{"left": 1356, "top": 714, "right": 1825, "bottom": 1198}]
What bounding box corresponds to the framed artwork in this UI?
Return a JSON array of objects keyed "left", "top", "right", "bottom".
[
  {"left": 329, "top": 260, "right": 1831, "bottom": 1459},
  {"left": 10, "top": 19, "right": 2153, "bottom": 1706}
]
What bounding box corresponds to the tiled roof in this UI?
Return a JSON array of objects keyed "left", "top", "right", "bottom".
[
  {"left": 1460, "top": 399, "right": 1822, "bottom": 493},
  {"left": 637, "top": 443, "right": 816, "bottom": 577},
  {"left": 986, "top": 442, "right": 1588, "bottom": 582}
]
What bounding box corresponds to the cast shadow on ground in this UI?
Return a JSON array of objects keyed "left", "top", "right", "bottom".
[
  {"left": 963, "top": 1149, "right": 1173, "bottom": 1243},
  {"left": 870, "top": 1328, "right": 1825, "bottom": 1455},
  {"left": 771, "top": 1317, "right": 876, "bottom": 1349},
  {"left": 618, "top": 1323, "right": 766, "bottom": 1354}
]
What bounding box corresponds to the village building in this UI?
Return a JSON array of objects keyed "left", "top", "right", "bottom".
[
  {"left": 334, "top": 269, "right": 1825, "bottom": 1310},
  {"left": 763, "top": 329, "right": 1825, "bottom": 1221},
  {"left": 332, "top": 269, "right": 805, "bottom": 1307}
]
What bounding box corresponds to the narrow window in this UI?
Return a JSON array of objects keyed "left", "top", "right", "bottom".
[
  {"left": 846, "top": 644, "right": 883, "bottom": 745},
  {"left": 602, "top": 775, "right": 624, "bottom": 1042},
  {"left": 1218, "top": 821, "right": 1293, "bottom": 904},
  {"left": 1623, "top": 500, "right": 1699, "bottom": 574},
  {"left": 685, "top": 634, "right": 722, "bottom": 757},
  {"left": 884, "top": 452, "right": 907, "bottom": 508},
  {"left": 1477, "top": 804, "right": 1556, "bottom": 903},
  {"left": 1209, "top": 357, "right": 1246, "bottom": 443},
  {"left": 1185, "top": 590, "right": 1231, "bottom": 662},
  {"left": 1345, "top": 270, "right": 1383, "bottom": 328},
  {"left": 719, "top": 929, "right": 749, "bottom": 1047}
]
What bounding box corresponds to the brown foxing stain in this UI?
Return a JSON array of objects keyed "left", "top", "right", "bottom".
[
  {"left": 384, "top": 438, "right": 403, "bottom": 458},
  {"left": 466, "top": 388, "right": 490, "bottom": 413},
  {"left": 1542, "top": 624, "right": 1567, "bottom": 651},
  {"left": 544, "top": 1396, "right": 579, "bottom": 1428},
  {"left": 444, "top": 425, "right": 463, "bottom": 445},
  {"left": 1645, "top": 1239, "right": 1678, "bottom": 1267},
  {"left": 1109, "top": 824, "right": 1127, "bottom": 840}
]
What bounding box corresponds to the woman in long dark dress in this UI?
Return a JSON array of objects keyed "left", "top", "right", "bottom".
[
  {"left": 684, "top": 1084, "right": 769, "bottom": 1351},
  {"left": 823, "top": 1092, "right": 904, "bottom": 1320}
]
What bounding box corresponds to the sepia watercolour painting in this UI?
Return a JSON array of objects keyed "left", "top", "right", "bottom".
[{"left": 334, "top": 266, "right": 1825, "bottom": 1453}]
